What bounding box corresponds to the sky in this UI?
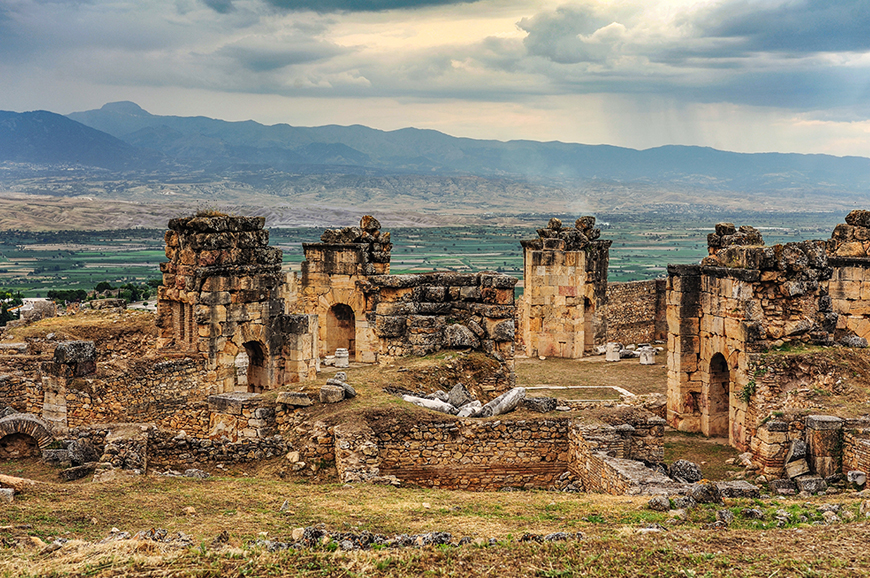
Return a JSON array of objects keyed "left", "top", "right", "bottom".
[{"left": 2, "top": 0, "right": 870, "bottom": 156}]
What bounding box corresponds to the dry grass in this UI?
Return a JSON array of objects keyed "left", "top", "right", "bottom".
[
  {"left": 1, "top": 470, "right": 869, "bottom": 577},
  {"left": 515, "top": 355, "right": 668, "bottom": 396},
  {"left": 664, "top": 431, "right": 742, "bottom": 481}
]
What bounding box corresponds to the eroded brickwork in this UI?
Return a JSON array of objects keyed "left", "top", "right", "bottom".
[{"left": 604, "top": 279, "right": 666, "bottom": 344}]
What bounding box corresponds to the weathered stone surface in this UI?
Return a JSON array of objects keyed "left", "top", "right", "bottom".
[
  {"left": 447, "top": 383, "right": 474, "bottom": 408},
  {"left": 769, "top": 478, "right": 798, "bottom": 495},
  {"left": 456, "top": 400, "right": 482, "bottom": 417},
  {"left": 521, "top": 397, "right": 557, "bottom": 413},
  {"left": 0, "top": 488, "right": 13, "bottom": 503},
  {"left": 785, "top": 440, "right": 807, "bottom": 463},
  {"left": 605, "top": 343, "right": 622, "bottom": 362},
  {"left": 785, "top": 459, "right": 810, "bottom": 479},
  {"left": 669, "top": 460, "right": 703, "bottom": 483},
  {"left": 847, "top": 470, "right": 867, "bottom": 486},
  {"left": 320, "top": 385, "right": 346, "bottom": 404},
  {"left": 401, "top": 395, "right": 457, "bottom": 415},
  {"left": 715, "top": 509, "right": 734, "bottom": 526},
  {"left": 41, "top": 448, "right": 70, "bottom": 466},
  {"left": 68, "top": 439, "right": 98, "bottom": 466},
  {"left": 839, "top": 334, "right": 868, "bottom": 348},
  {"left": 478, "top": 387, "right": 525, "bottom": 418},
  {"left": 717, "top": 481, "right": 760, "bottom": 499},
  {"left": 443, "top": 324, "right": 479, "bottom": 348},
  {"left": 59, "top": 462, "right": 97, "bottom": 482},
  {"left": 647, "top": 495, "right": 670, "bottom": 511},
  {"left": 360, "top": 215, "right": 381, "bottom": 232},
  {"left": 490, "top": 319, "right": 515, "bottom": 342},
  {"left": 795, "top": 476, "right": 827, "bottom": 494},
  {"left": 276, "top": 392, "right": 313, "bottom": 407},
  {"left": 690, "top": 482, "right": 722, "bottom": 504},
  {"left": 334, "top": 348, "right": 349, "bottom": 368}
]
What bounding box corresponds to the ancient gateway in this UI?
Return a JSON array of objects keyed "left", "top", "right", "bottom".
[{"left": 0, "top": 212, "right": 868, "bottom": 493}]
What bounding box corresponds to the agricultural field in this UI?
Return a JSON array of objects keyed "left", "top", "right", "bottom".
[{"left": 0, "top": 211, "right": 844, "bottom": 296}]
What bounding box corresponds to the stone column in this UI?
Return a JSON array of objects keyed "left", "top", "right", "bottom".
[{"left": 806, "top": 415, "right": 844, "bottom": 478}]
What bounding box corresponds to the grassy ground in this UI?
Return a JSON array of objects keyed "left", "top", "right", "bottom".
[
  {"left": 514, "top": 355, "right": 668, "bottom": 396},
  {"left": 0, "top": 467, "right": 868, "bottom": 577}
]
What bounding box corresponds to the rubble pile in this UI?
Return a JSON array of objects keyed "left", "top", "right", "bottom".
[{"left": 526, "top": 216, "right": 603, "bottom": 251}]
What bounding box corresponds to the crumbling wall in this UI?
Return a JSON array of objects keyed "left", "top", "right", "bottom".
[
  {"left": 293, "top": 216, "right": 390, "bottom": 362},
  {"left": 519, "top": 217, "right": 611, "bottom": 358},
  {"left": 362, "top": 272, "right": 517, "bottom": 389},
  {"left": 667, "top": 223, "right": 835, "bottom": 450},
  {"left": 843, "top": 429, "right": 870, "bottom": 474},
  {"left": 604, "top": 279, "right": 666, "bottom": 344},
  {"left": 156, "top": 215, "right": 319, "bottom": 391}
]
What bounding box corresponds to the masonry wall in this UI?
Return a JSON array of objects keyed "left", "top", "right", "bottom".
[
  {"left": 604, "top": 279, "right": 666, "bottom": 344},
  {"left": 843, "top": 429, "right": 870, "bottom": 474},
  {"left": 827, "top": 258, "right": 870, "bottom": 341},
  {"left": 375, "top": 419, "right": 572, "bottom": 491}
]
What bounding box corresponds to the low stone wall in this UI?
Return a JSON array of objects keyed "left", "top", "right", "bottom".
[
  {"left": 843, "top": 429, "right": 870, "bottom": 474},
  {"left": 604, "top": 279, "right": 666, "bottom": 344},
  {"left": 376, "top": 419, "right": 571, "bottom": 491}
]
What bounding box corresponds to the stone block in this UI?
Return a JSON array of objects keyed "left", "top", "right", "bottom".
[
  {"left": 795, "top": 475, "right": 827, "bottom": 494},
  {"left": 806, "top": 415, "right": 844, "bottom": 430},
  {"left": 785, "top": 459, "right": 810, "bottom": 479},
  {"left": 320, "top": 385, "right": 345, "bottom": 404},
  {"left": 276, "top": 392, "right": 313, "bottom": 406}
]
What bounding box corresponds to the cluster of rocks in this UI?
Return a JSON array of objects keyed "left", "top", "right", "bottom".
[
  {"left": 600, "top": 342, "right": 661, "bottom": 364},
  {"left": 828, "top": 210, "right": 870, "bottom": 257},
  {"left": 706, "top": 223, "right": 764, "bottom": 254},
  {"left": 318, "top": 216, "right": 392, "bottom": 263},
  {"left": 399, "top": 384, "right": 539, "bottom": 418},
  {"left": 252, "top": 525, "right": 584, "bottom": 552},
  {"left": 647, "top": 480, "right": 763, "bottom": 527},
  {"left": 318, "top": 372, "right": 356, "bottom": 404},
  {"left": 40, "top": 438, "right": 101, "bottom": 481},
  {"left": 529, "top": 216, "right": 602, "bottom": 251}
]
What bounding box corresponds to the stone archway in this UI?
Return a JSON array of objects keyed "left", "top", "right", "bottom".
[
  {"left": 0, "top": 413, "right": 55, "bottom": 459},
  {"left": 326, "top": 303, "right": 356, "bottom": 360},
  {"left": 703, "top": 353, "right": 730, "bottom": 437},
  {"left": 242, "top": 341, "right": 267, "bottom": 392}
]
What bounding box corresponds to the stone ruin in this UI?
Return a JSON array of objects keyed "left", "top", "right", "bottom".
[
  {"left": 519, "top": 217, "right": 610, "bottom": 358},
  {"left": 156, "top": 215, "right": 319, "bottom": 392}
]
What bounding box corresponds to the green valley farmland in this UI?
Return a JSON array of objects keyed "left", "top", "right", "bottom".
[{"left": 0, "top": 212, "right": 844, "bottom": 296}]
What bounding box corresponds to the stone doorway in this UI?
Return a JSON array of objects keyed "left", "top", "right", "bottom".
[
  {"left": 242, "top": 341, "right": 267, "bottom": 392},
  {"left": 326, "top": 303, "right": 355, "bottom": 360},
  {"left": 703, "top": 352, "right": 730, "bottom": 437},
  {"left": 0, "top": 433, "right": 40, "bottom": 459}
]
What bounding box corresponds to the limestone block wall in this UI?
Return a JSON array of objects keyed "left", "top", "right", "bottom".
[
  {"left": 667, "top": 235, "right": 835, "bottom": 451},
  {"left": 604, "top": 279, "right": 667, "bottom": 344},
  {"left": 362, "top": 272, "right": 517, "bottom": 387},
  {"left": 827, "top": 258, "right": 870, "bottom": 340},
  {"left": 518, "top": 217, "right": 610, "bottom": 359},
  {"left": 843, "top": 429, "right": 870, "bottom": 474},
  {"left": 157, "top": 215, "right": 318, "bottom": 391},
  {"left": 376, "top": 419, "right": 572, "bottom": 491},
  {"left": 206, "top": 392, "right": 277, "bottom": 442}
]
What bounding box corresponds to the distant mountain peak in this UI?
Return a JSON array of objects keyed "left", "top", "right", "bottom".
[{"left": 99, "top": 101, "right": 151, "bottom": 116}]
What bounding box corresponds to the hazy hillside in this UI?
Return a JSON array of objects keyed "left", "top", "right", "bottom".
[
  {"left": 0, "top": 110, "right": 163, "bottom": 171},
  {"left": 67, "top": 102, "right": 870, "bottom": 192}
]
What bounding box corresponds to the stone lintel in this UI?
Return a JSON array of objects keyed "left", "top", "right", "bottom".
[
  {"left": 806, "top": 415, "right": 845, "bottom": 430},
  {"left": 667, "top": 264, "right": 701, "bottom": 277}
]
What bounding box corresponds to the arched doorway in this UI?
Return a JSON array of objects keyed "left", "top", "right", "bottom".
[
  {"left": 326, "top": 303, "right": 355, "bottom": 360},
  {"left": 705, "top": 353, "right": 730, "bottom": 437},
  {"left": 242, "top": 341, "right": 267, "bottom": 392},
  {"left": 0, "top": 433, "right": 40, "bottom": 459}
]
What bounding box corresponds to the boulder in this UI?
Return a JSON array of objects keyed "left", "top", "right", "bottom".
[
  {"left": 447, "top": 383, "right": 474, "bottom": 408},
  {"left": 768, "top": 478, "right": 797, "bottom": 495},
  {"left": 715, "top": 509, "right": 734, "bottom": 526},
  {"left": 360, "top": 215, "right": 381, "bottom": 232},
  {"left": 647, "top": 495, "right": 670, "bottom": 511},
  {"left": 0, "top": 488, "right": 13, "bottom": 503},
  {"left": 521, "top": 397, "right": 557, "bottom": 413},
  {"left": 839, "top": 333, "right": 868, "bottom": 348},
  {"left": 847, "top": 470, "right": 867, "bottom": 487},
  {"left": 795, "top": 476, "right": 827, "bottom": 494},
  {"left": 478, "top": 388, "right": 526, "bottom": 418},
  {"left": 785, "top": 459, "right": 810, "bottom": 479},
  {"left": 490, "top": 319, "right": 515, "bottom": 342},
  {"left": 717, "top": 481, "right": 760, "bottom": 499},
  {"left": 690, "top": 482, "right": 722, "bottom": 504},
  {"left": 320, "top": 385, "right": 345, "bottom": 404},
  {"left": 669, "top": 460, "right": 703, "bottom": 483}
]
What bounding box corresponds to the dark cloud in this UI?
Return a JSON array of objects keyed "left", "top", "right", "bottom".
[
  {"left": 518, "top": 5, "right": 614, "bottom": 64},
  {"left": 202, "top": 0, "right": 235, "bottom": 14},
  {"left": 260, "top": 0, "right": 477, "bottom": 13},
  {"left": 218, "top": 40, "right": 350, "bottom": 72},
  {"left": 702, "top": 0, "right": 870, "bottom": 53}
]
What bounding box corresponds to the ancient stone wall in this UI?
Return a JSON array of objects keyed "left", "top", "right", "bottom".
[
  {"left": 376, "top": 419, "right": 571, "bottom": 491},
  {"left": 362, "top": 272, "right": 517, "bottom": 388},
  {"left": 667, "top": 224, "right": 835, "bottom": 451},
  {"left": 519, "top": 217, "right": 611, "bottom": 358},
  {"left": 604, "top": 279, "right": 666, "bottom": 344},
  {"left": 843, "top": 429, "right": 870, "bottom": 474},
  {"left": 156, "top": 215, "right": 319, "bottom": 392},
  {"left": 291, "top": 216, "right": 391, "bottom": 363}
]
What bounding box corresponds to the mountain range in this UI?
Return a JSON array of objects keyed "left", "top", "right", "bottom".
[{"left": 0, "top": 101, "right": 869, "bottom": 225}]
